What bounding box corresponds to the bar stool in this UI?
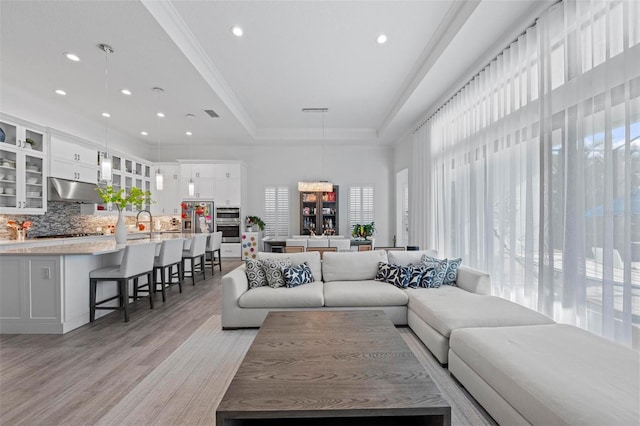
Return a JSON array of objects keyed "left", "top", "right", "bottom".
[
  {"left": 205, "top": 231, "right": 223, "bottom": 274},
  {"left": 182, "top": 233, "right": 208, "bottom": 285},
  {"left": 153, "top": 238, "right": 184, "bottom": 302},
  {"left": 89, "top": 242, "right": 157, "bottom": 322}
]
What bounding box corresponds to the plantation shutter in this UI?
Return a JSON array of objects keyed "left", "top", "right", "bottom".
[
  {"left": 348, "top": 186, "right": 374, "bottom": 233},
  {"left": 264, "top": 186, "right": 289, "bottom": 237}
]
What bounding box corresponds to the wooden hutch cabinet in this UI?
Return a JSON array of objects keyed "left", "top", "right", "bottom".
[{"left": 299, "top": 185, "right": 339, "bottom": 236}]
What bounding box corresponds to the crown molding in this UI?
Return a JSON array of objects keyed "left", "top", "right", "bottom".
[
  {"left": 378, "top": 0, "right": 480, "bottom": 135},
  {"left": 141, "top": 0, "right": 256, "bottom": 138}
]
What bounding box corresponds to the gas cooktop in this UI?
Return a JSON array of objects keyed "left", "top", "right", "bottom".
[{"left": 31, "top": 233, "right": 104, "bottom": 239}]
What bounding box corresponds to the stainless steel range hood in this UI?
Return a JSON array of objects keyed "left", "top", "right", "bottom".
[{"left": 48, "top": 177, "right": 102, "bottom": 203}]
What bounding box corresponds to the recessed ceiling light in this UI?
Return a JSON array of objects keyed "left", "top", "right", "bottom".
[
  {"left": 141, "top": 131, "right": 148, "bottom": 136},
  {"left": 231, "top": 25, "right": 243, "bottom": 37},
  {"left": 377, "top": 34, "right": 387, "bottom": 44},
  {"left": 186, "top": 131, "right": 192, "bottom": 136},
  {"left": 102, "top": 112, "right": 111, "bottom": 118},
  {"left": 55, "top": 89, "right": 67, "bottom": 96},
  {"left": 157, "top": 112, "right": 165, "bottom": 118},
  {"left": 121, "top": 89, "right": 132, "bottom": 95},
  {"left": 65, "top": 52, "right": 80, "bottom": 62}
]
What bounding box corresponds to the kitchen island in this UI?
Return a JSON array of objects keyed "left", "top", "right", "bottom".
[{"left": 0, "top": 233, "right": 186, "bottom": 334}]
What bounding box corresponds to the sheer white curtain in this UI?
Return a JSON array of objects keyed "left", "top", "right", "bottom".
[{"left": 413, "top": 0, "right": 640, "bottom": 347}]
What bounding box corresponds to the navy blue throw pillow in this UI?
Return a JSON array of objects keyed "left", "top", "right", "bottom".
[
  {"left": 283, "top": 262, "right": 314, "bottom": 288},
  {"left": 375, "top": 262, "right": 410, "bottom": 288}
]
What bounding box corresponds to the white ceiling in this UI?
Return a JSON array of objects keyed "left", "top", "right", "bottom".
[{"left": 0, "top": 0, "right": 551, "bottom": 147}]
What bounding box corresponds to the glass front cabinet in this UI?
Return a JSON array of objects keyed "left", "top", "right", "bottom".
[
  {"left": 0, "top": 118, "right": 46, "bottom": 214},
  {"left": 299, "top": 185, "right": 339, "bottom": 236}
]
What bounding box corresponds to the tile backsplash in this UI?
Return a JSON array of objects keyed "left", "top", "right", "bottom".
[{"left": 0, "top": 202, "right": 181, "bottom": 240}]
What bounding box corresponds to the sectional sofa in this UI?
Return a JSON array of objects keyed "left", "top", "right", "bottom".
[{"left": 222, "top": 250, "right": 640, "bottom": 425}]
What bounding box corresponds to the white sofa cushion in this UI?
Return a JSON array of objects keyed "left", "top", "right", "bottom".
[
  {"left": 239, "top": 281, "right": 324, "bottom": 308},
  {"left": 256, "top": 251, "right": 322, "bottom": 283},
  {"left": 387, "top": 249, "right": 438, "bottom": 266},
  {"left": 324, "top": 280, "right": 409, "bottom": 307},
  {"left": 322, "top": 250, "right": 388, "bottom": 282},
  {"left": 406, "top": 286, "right": 554, "bottom": 338},
  {"left": 450, "top": 324, "right": 640, "bottom": 426}
]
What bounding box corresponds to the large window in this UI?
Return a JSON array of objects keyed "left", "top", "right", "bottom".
[
  {"left": 264, "top": 186, "right": 289, "bottom": 237},
  {"left": 413, "top": 0, "right": 640, "bottom": 347},
  {"left": 348, "top": 186, "right": 374, "bottom": 233}
]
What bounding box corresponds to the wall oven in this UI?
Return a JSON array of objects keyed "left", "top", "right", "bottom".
[{"left": 215, "top": 207, "right": 241, "bottom": 242}]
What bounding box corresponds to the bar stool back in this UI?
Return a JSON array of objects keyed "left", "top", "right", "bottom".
[
  {"left": 89, "top": 242, "right": 157, "bottom": 322},
  {"left": 182, "top": 233, "right": 208, "bottom": 285},
  {"left": 206, "top": 231, "right": 223, "bottom": 274},
  {"left": 153, "top": 238, "right": 184, "bottom": 302}
]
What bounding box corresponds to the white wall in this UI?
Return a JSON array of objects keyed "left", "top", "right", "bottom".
[{"left": 160, "top": 143, "right": 395, "bottom": 245}]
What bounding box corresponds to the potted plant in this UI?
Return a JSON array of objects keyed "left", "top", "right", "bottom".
[
  {"left": 351, "top": 222, "right": 376, "bottom": 240},
  {"left": 245, "top": 215, "right": 265, "bottom": 232},
  {"left": 24, "top": 138, "right": 35, "bottom": 149},
  {"left": 96, "top": 186, "right": 152, "bottom": 243}
]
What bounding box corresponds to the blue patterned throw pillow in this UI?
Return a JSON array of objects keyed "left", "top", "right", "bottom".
[
  {"left": 407, "top": 266, "right": 425, "bottom": 288},
  {"left": 420, "top": 267, "right": 437, "bottom": 288},
  {"left": 420, "top": 255, "right": 449, "bottom": 288},
  {"left": 375, "top": 262, "right": 410, "bottom": 288},
  {"left": 246, "top": 259, "right": 267, "bottom": 289},
  {"left": 283, "top": 262, "right": 315, "bottom": 288},
  {"left": 259, "top": 258, "right": 291, "bottom": 288},
  {"left": 444, "top": 257, "right": 462, "bottom": 285}
]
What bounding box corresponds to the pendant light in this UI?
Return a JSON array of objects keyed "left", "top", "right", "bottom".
[
  {"left": 99, "top": 43, "right": 113, "bottom": 183},
  {"left": 153, "top": 87, "right": 164, "bottom": 191},
  {"left": 298, "top": 108, "right": 332, "bottom": 192},
  {"left": 186, "top": 113, "right": 195, "bottom": 197}
]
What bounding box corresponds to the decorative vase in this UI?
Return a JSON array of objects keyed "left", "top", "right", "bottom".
[
  {"left": 115, "top": 210, "right": 127, "bottom": 244},
  {"left": 0, "top": 127, "right": 5, "bottom": 142},
  {"left": 247, "top": 226, "right": 253, "bottom": 232}
]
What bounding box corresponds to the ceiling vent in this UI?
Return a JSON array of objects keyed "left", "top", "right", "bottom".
[{"left": 204, "top": 109, "right": 219, "bottom": 118}]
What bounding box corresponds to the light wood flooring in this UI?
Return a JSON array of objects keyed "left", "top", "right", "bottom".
[{"left": 0, "top": 259, "right": 495, "bottom": 425}]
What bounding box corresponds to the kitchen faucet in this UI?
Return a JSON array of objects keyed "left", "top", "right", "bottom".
[{"left": 136, "top": 209, "right": 153, "bottom": 236}]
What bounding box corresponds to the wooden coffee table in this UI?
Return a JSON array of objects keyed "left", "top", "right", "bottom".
[{"left": 216, "top": 310, "right": 451, "bottom": 425}]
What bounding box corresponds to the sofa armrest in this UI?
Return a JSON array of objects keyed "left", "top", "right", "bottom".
[
  {"left": 456, "top": 265, "right": 491, "bottom": 295},
  {"left": 222, "top": 265, "right": 249, "bottom": 328}
]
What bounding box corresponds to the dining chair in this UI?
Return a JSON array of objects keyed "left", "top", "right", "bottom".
[
  {"left": 329, "top": 239, "right": 351, "bottom": 251},
  {"left": 358, "top": 244, "right": 372, "bottom": 251},
  {"left": 206, "top": 231, "right": 223, "bottom": 274},
  {"left": 307, "top": 238, "right": 329, "bottom": 248},
  {"left": 89, "top": 242, "right": 157, "bottom": 322},
  {"left": 153, "top": 238, "right": 184, "bottom": 302},
  {"left": 182, "top": 233, "right": 208, "bottom": 285},
  {"left": 286, "top": 239, "right": 307, "bottom": 250},
  {"left": 284, "top": 246, "right": 305, "bottom": 253},
  {"left": 306, "top": 246, "right": 337, "bottom": 259}
]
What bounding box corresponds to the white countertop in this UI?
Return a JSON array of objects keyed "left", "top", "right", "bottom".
[{"left": 0, "top": 233, "right": 189, "bottom": 256}]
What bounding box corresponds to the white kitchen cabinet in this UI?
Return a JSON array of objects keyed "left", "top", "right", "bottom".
[
  {"left": 0, "top": 118, "right": 46, "bottom": 214},
  {"left": 182, "top": 178, "right": 214, "bottom": 200},
  {"left": 0, "top": 256, "right": 61, "bottom": 331},
  {"left": 81, "top": 152, "right": 152, "bottom": 216},
  {"left": 151, "top": 163, "right": 181, "bottom": 215},
  {"left": 49, "top": 135, "right": 98, "bottom": 184},
  {"left": 213, "top": 178, "right": 241, "bottom": 206},
  {"left": 0, "top": 252, "right": 117, "bottom": 334},
  {"left": 221, "top": 242, "right": 241, "bottom": 258},
  {"left": 213, "top": 163, "right": 241, "bottom": 179},
  {"left": 181, "top": 163, "right": 215, "bottom": 179}
]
